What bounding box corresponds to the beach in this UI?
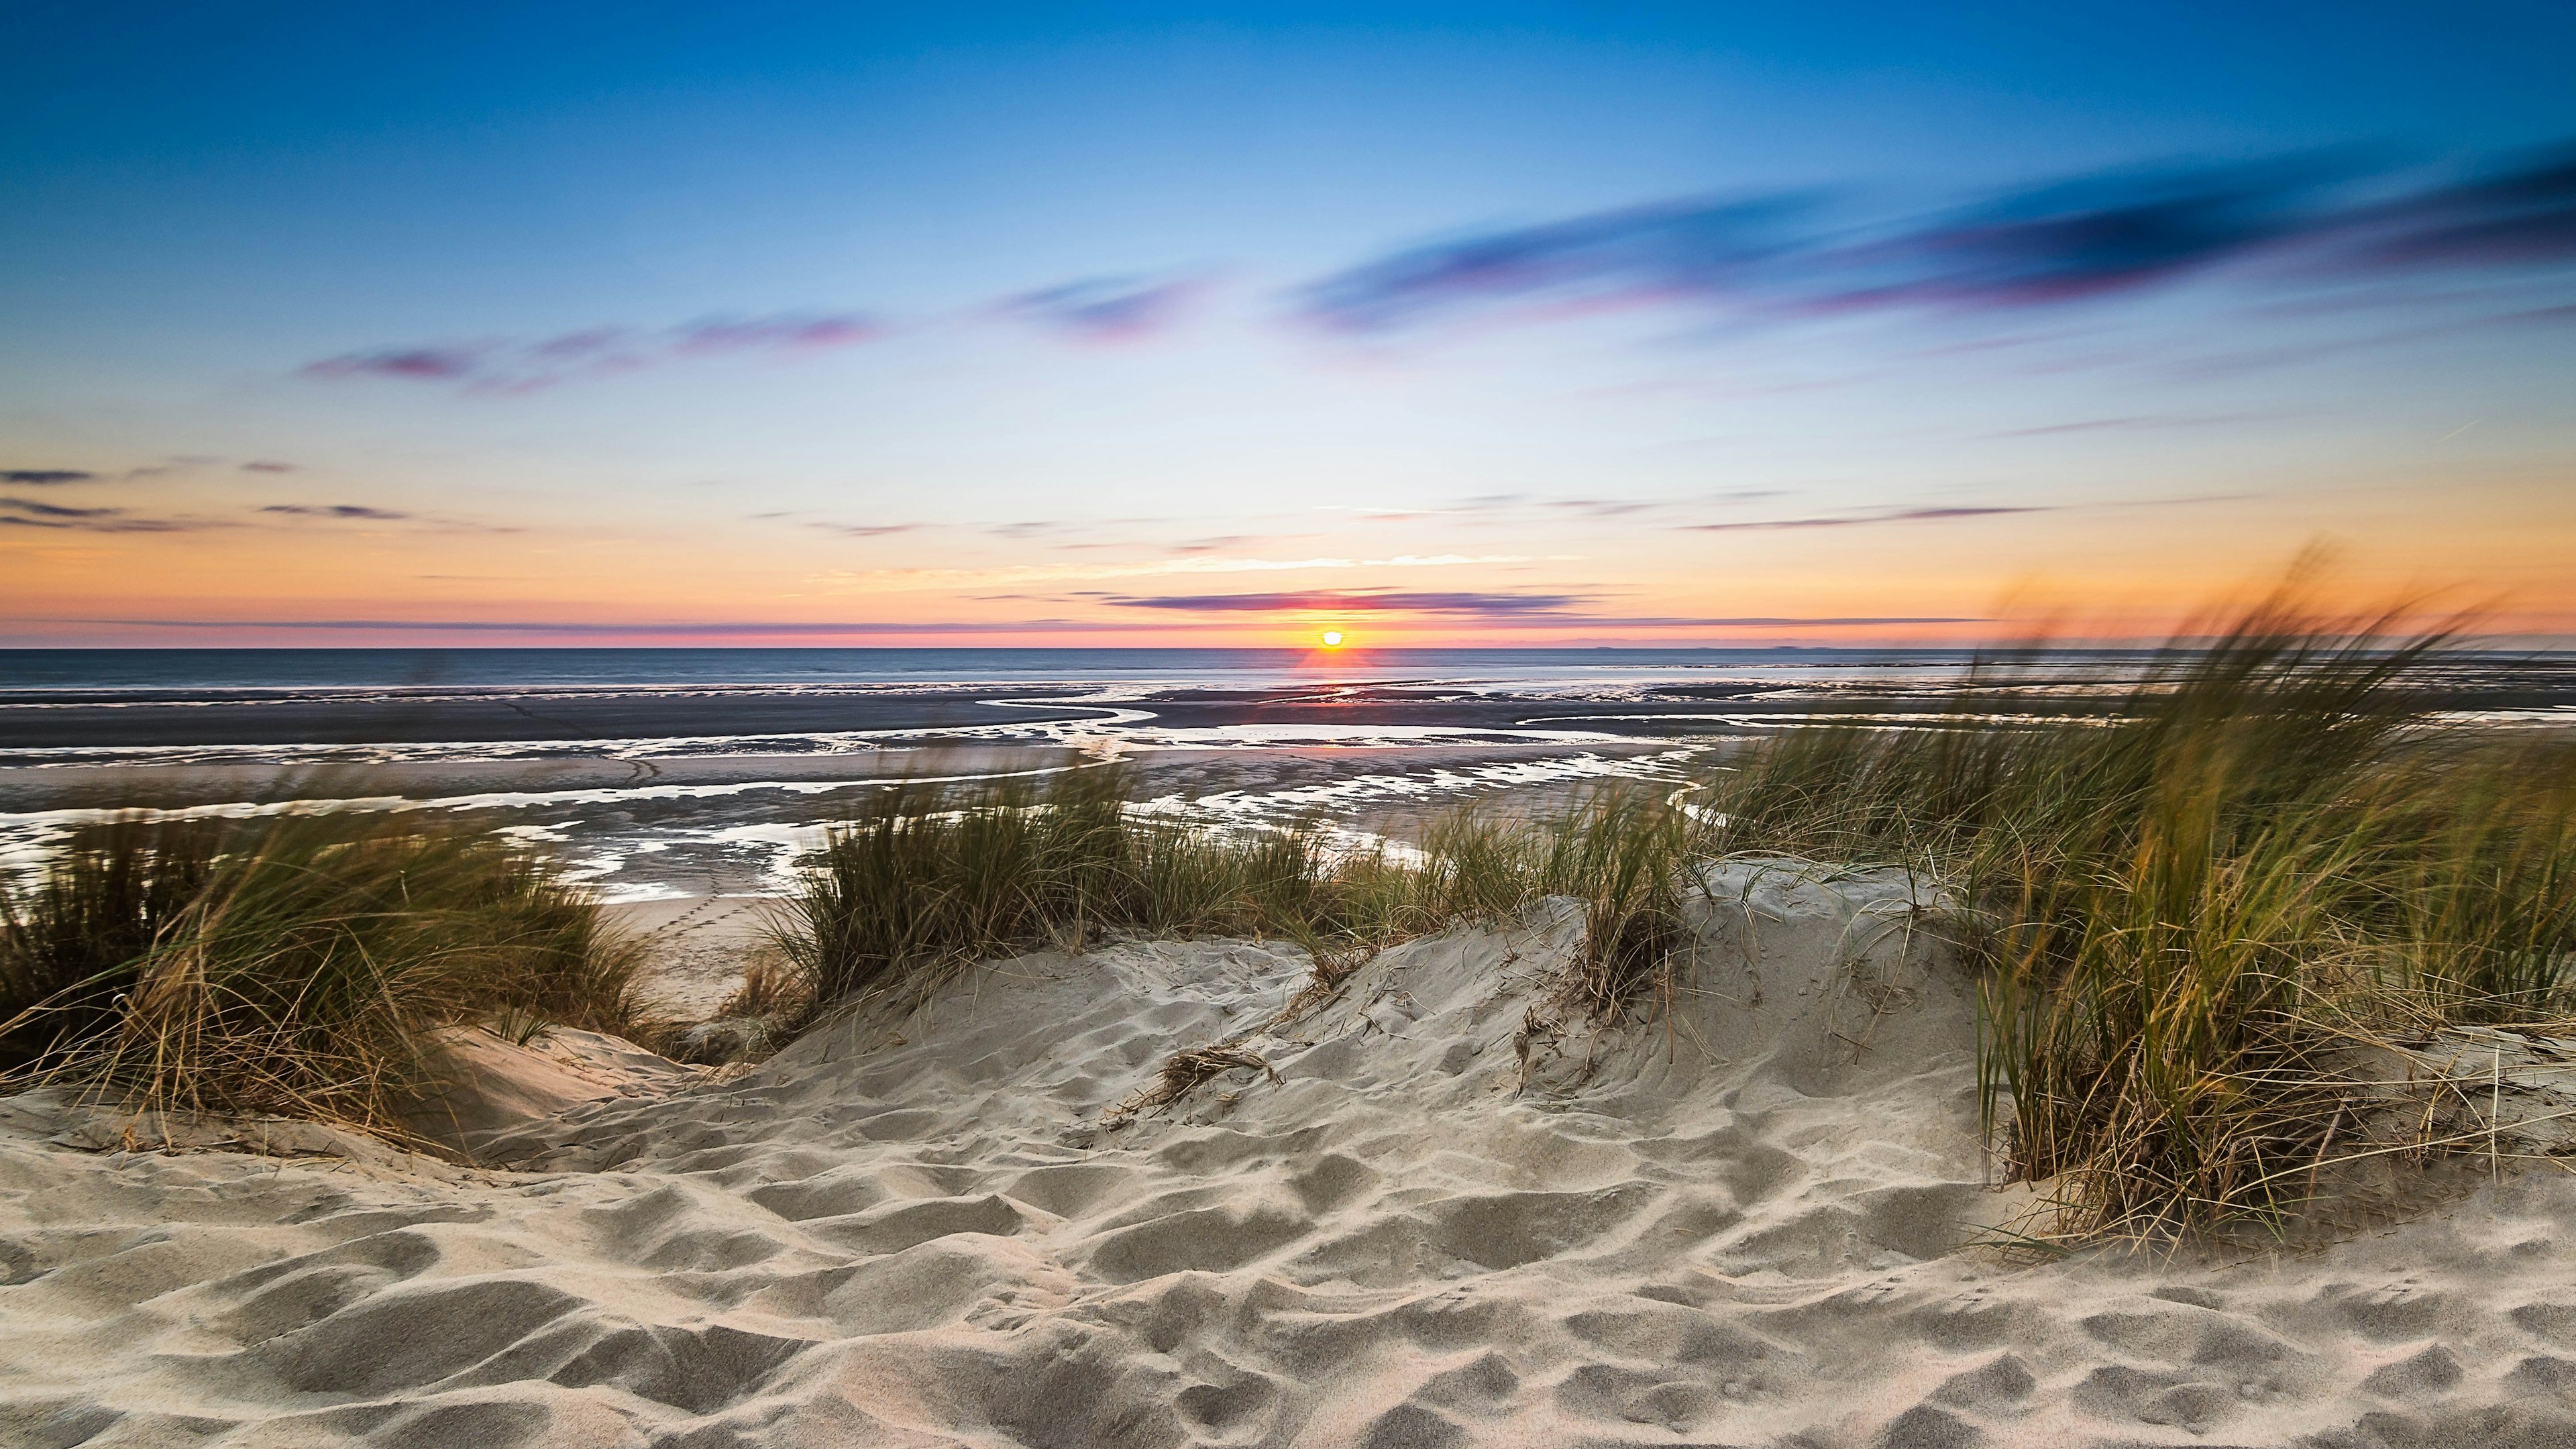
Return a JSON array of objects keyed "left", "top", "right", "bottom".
[
  {"left": 6, "top": 647, "right": 2576, "bottom": 1447},
  {"left": 5, "top": 861, "right": 2573, "bottom": 1446}
]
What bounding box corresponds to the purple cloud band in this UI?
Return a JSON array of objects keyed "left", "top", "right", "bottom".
[
  {"left": 1685, "top": 506, "right": 2050, "bottom": 533},
  {"left": 0, "top": 497, "right": 221, "bottom": 533},
  {"left": 290, "top": 140, "right": 2575, "bottom": 393},
  {"left": 261, "top": 504, "right": 410, "bottom": 521},
  {"left": 1099, "top": 590, "right": 1980, "bottom": 627},
  {"left": 998, "top": 276, "right": 1203, "bottom": 341},
  {"left": 1296, "top": 145, "right": 2576, "bottom": 333},
  {"left": 304, "top": 311, "right": 881, "bottom": 391},
  {"left": 1108, "top": 590, "right": 1589, "bottom": 614},
  {"left": 3, "top": 494, "right": 439, "bottom": 533},
  {"left": 1, "top": 496, "right": 119, "bottom": 520}
]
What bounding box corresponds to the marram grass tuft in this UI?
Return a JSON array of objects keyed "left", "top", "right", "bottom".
[
  {"left": 1705, "top": 592, "right": 2576, "bottom": 1237},
  {"left": 1, "top": 814, "right": 643, "bottom": 1142},
  {"left": 775, "top": 768, "right": 1704, "bottom": 1024}
]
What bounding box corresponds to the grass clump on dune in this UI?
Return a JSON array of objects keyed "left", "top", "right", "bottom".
[
  {"left": 0, "top": 817, "right": 223, "bottom": 1075},
  {"left": 778, "top": 767, "right": 1700, "bottom": 1022},
  {"left": 1, "top": 814, "right": 641, "bottom": 1140},
  {"left": 1705, "top": 590, "right": 2576, "bottom": 1237},
  {"left": 777, "top": 769, "right": 1337, "bottom": 1010}
]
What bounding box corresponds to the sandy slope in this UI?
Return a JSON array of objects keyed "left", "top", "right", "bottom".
[
  {"left": 606, "top": 897, "right": 786, "bottom": 1020},
  {"left": 7, "top": 863, "right": 2576, "bottom": 1447}
]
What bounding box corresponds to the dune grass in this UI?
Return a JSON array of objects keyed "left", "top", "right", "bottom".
[
  {"left": 1703, "top": 594, "right": 2576, "bottom": 1236},
  {"left": 1, "top": 814, "right": 641, "bottom": 1139},
  {"left": 775, "top": 767, "right": 1700, "bottom": 1023},
  {"left": 0, "top": 816, "right": 223, "bottom": 1075},
  {"left": 774, "top": 769, "right": 1338, "bottom": 1010}
]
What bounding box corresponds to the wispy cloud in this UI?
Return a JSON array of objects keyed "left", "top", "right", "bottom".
[
  {"left": 1561, "top": 614, "right": 1986, "bottom": 628},
  {"left": 1, "top": 518, "right": 185, "bottom": 533},
  {"left": 308, "top": 345, "right": 483, "bottom": 380},
  {"left": 0, "top": 496, "right": 511, "bottom": 536},
  {"left": 1, "top": 469, "right": 98, "bottom": 486},
  {"left": 239, "top": 460, "right": 297, "bottom": 474},
  {"left": 0, "top": 496, "right": 223, "bottom": 533},
  {"left": 1544, "top": 498, "right": 1661, "bottom": 519},
  {"left": 670, "top": 314, "right": 878, "bottom": 356},
  {"left": 260, "top": 504, "right": 410, "bottom": 521},
  {"left": 999, "top": 275, "right": 1204, "bottom": 341},
  {"left": 303, "top": 311, "right": 882, "bottom": 392},
  {"left": 2350, "top": 148, "right": 2576, "bottom": 266},
  {"left": 1295, "top": 143, "right": 2576, "bottom": 335},
  {"left": 1301, "top": 195, "right": 1813, "bottom": 333},
  {"left": 68, "top": 616, "right": 1212, "bottom": 637},
  {"left": 1820, "top": 158, "right": 2343, "bottom": 311},
  {"left": 254, "top": 143, "right": 2574, "bottom": 409},
  {"left": 814, "top": 552, "right": 1530, "bottom": 592},
  {"left": 1107, "top": 588, "right": 1587, "bottom": 615},
  {"left": 1331, "top": 490, "right": 1782, "bottom": 525},
  {"left": 1987, "top": 415, "right": 2203, "bottom": 437},
  {"left": 1684, "top": 505, "right": 2051, "bottom": 533},
  {"left": 808, "top": 522, "right": 920, "bottom": 538},
  {"left": 0, "top": 496, "right": 119, "bottom": 520},
  {"left": 1097, "top": 588, "right": 1985, "bottom": 629}
]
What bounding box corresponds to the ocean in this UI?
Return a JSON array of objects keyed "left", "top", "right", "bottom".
[
  {"left": 0, "top": 645, "right": 1981, "bottom": 693},
  {"left": 5, "top": 647, "right": 2570, "bottom": 900}
]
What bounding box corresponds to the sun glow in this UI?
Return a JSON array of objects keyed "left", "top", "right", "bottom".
[{"left": 1319, "top": 630, "right": 1344, "bottom": 649}]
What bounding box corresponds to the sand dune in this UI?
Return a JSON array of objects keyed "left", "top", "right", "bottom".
[{"left": 7, "top": 863, "right": 2576, "bottom": 1446}]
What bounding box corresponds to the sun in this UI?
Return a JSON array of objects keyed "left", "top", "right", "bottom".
[{"left": 1318, "top": 630, "right": 1345, "bottom": 649}]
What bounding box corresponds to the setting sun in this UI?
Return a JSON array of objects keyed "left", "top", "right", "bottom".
[{"left": 1319, "top": 631, "right": 1344, "bottom": 649}]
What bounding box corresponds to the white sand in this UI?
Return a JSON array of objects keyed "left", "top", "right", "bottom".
[
  {"left": 604, "top": 896, "right": 787, "bottom": 1022},
  {"left": 5, "top": 862, "right": 2576, "bottom": 1446}
]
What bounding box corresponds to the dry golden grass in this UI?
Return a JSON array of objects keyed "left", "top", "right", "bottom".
[
  {"left": 1705, "top": 590, "right": 2576, "bottom": 1237},
  {"left": 774, "top": 768, "right": 1707, "bottom": 1024},
  {"left": 1, "top": 814, "right": 641, "bottom": 1142},
  {"left": 1106, "top": 1043, "right": 1285, "bottom": 1122}
]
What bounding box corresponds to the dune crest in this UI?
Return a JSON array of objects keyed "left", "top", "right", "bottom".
[{"left": 6, "top": 863, "right": 2576, "bottom": 1446}]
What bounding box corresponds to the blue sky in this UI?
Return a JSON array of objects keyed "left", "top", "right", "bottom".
[{"left": 5, "top": 3, "right": 2572, "bottom": 645}]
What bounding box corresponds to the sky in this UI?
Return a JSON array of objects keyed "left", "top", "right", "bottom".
[{"left": 3, "top": 1, "right": 2573, "bottom": 648}]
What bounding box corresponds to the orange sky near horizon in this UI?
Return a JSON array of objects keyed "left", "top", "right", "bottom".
[{"left": 7, "top": 455, "right": 2569, "bottom": 649}]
